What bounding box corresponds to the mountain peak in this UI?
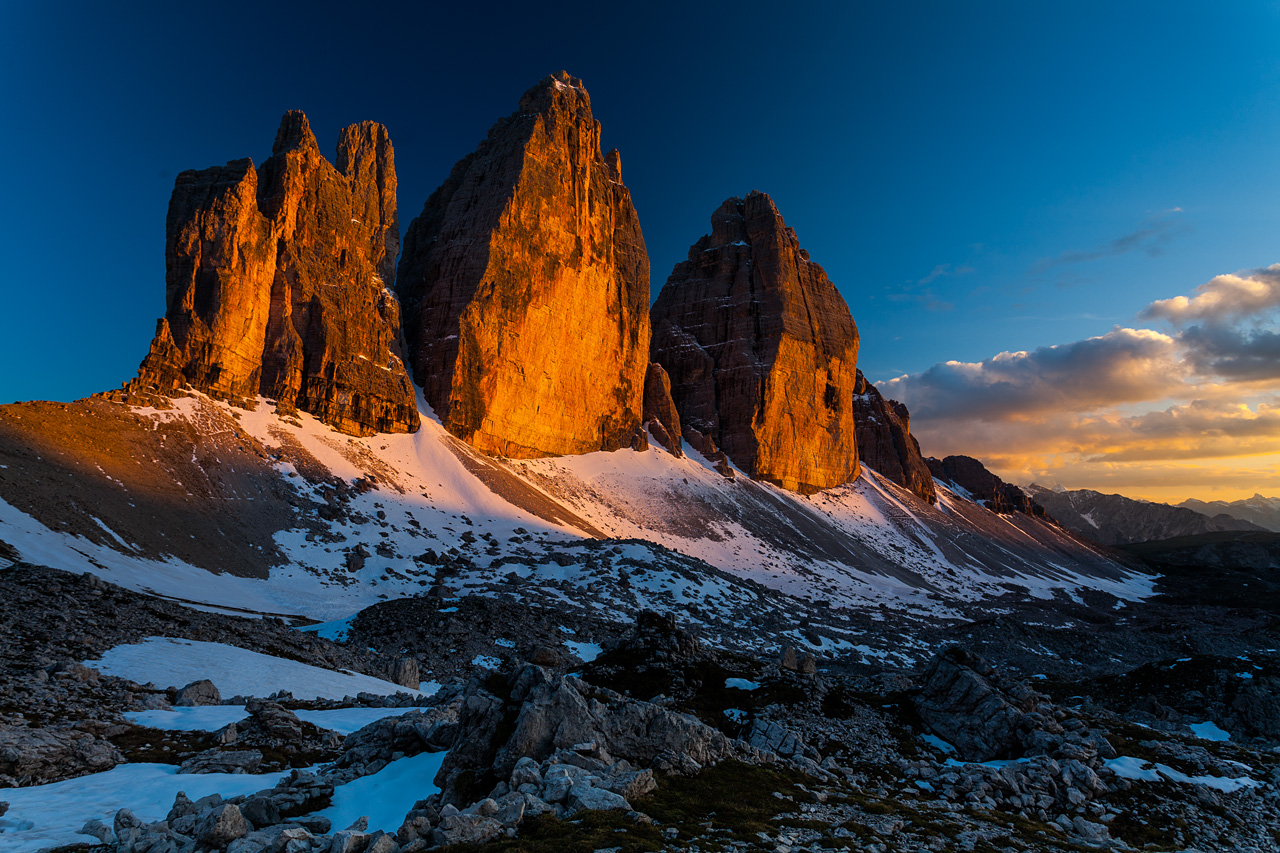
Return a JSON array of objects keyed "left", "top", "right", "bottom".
[
  {"left": 271, "top": 109, "right": 319, "bottom": 155},
  {"left": 396, "top": 74, "right": 649, "bottom": 458},
  {"left": 518, "top": 70, "right": 593, "bottom": 115},
  {"left": 651, "top": 193, "right": 860, "bottom": 493}
]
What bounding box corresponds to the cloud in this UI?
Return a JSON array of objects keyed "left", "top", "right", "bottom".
[
  {"left": 1139, "top": 265, "right": 1280, "bottom": 381},
  {"left": 881, "top": 327, "right": 1185, "bottom": 421},
  {"left": 1033, "top": 209, "right": 1187, "bottom": 272},
  {"left": 884, "top": 263, "right": 973, "bottom": 312},
  {"left": 902, "top": 397, "right": 1280, "bottom": 501},
  {"left": 1177, "top": 324, "right": 1280, "bottom": 381},
  {"left": 878, "top": 261, "right": 1280, "bottom": 500},
  {"left": 917, "top": 263, "right": 974, "bottom": 286},
  {"left": 1142, "top": 265, "right": 1280, "bottom": 324}
]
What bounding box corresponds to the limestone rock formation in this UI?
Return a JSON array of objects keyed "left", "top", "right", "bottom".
[
  {"left": 852, "top": 370, "right": 935, "bottom": 503},
  {"left": 642, "top": 363, "right": 682, "bottom": 457},
  {"left": 397, "top": 72, "right": 650, "bottom": 458},
  {"left": 650, "top": 192, "right": 860, "bottom": 493},
  {"left": 928, "top": 455, "right": 1049, "bottom": 518},
  {"left": 131, "top": 111, "right": 418, "bottom": 437}
]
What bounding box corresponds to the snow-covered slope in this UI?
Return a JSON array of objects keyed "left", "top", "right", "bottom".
[{"left": 0, "top": 394, "right": 1151, "bottom": 635}]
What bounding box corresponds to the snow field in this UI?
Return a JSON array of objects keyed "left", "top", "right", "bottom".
[
  {"left": 85, "top": 637, "right": 423, "bottom": 700},
  {"left": 314, "top": 751, "right": 448, "bottom": 832},
  {"left": 0, "top": 764, "right": 296, "bottom": 853},
  {"left": 124, "top": 705, "right": 421, "bottom": 736}
]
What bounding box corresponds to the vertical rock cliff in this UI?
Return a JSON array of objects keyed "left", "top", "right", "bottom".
[
  {"left": 133, "top": 111, "right": 419, "bottom": 437},
  {"left": 396, "top": 72, "right": 650, "bottom": 458},
  {"left": 852, "top": 370, "right": 936, "bottom": 503},
  {"left": 650, "top": 192, "right": 860, "bottom": 493}
]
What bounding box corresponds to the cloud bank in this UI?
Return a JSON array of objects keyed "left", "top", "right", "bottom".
[{"left": 885, "top": 264, "right": 1280, "bottom": 501}]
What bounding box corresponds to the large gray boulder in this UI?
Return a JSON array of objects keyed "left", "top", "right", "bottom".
[
  {"left": 196, "top": 803, "right": 249, "bottom": 847},
  {"left": 0, "top": 723, "right": 122, "bottom": 786},
  {"left": 176, "top": 678, "right": 222, "bottom": 706},
  {"left": 432, "top": 812, "right": 503, "bottom": 847}
]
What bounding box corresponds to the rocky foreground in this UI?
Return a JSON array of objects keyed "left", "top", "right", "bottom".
[{"left": 0, "top": 559, "right": 1277, "bottom": 853}]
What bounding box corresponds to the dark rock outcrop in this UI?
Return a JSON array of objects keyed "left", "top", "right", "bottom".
[
  {"left": 851, "top": 370, "right": 935, "bottom": 503},
  {"left": 397, "top": 72, "right": 650, "bottom": 458},
  {"left": 928, "top": 455, "right": 1048, "bottom": 518},
  {"left": 914, "top": 648, "right": 1114, "bottom": 765},
  {"left": 651, "top": 191, "right": 860, "bottom": 493},
  {"left": 642, "top": 363, "right": 682, "bottom": 457},
  {"left": 128, "top": 111, "right": 418, "bottom": 437}
]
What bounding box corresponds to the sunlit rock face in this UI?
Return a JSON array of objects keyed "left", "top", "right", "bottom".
[
  {"left": 134, "top": 111, "right": 418, "bottom": 436},
  {"left": 651, "top": 192, "right": 860, "bottom": 494},
  {"left": 396, "top": 72, "right": 651, "bottom": 458},
  {"left": 852, "top": 370, "right": 936, "bottom": 503}
]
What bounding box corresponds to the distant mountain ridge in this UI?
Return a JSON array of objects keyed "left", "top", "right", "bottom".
[
  {"left": 1179, "top": 494, "right": 1280, "bottom": 533},
  {"left": 1025, "top": 484, "right": 1264, "bottom": 546}
]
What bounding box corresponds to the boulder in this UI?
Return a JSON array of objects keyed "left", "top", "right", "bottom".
[
  {"left": 567, "top": 782, "right": 631, "bottom": 814},
  {"left": 397, "top": 71, "right": 650, "bottom": 458},
  {"left": 391, "top": 657, "right": 420, "bottom": 689},
  {"left": 0, "top": 723, "right": 122, "bottom": 786},
  {"left": 431, "top": 813, "right": 503, "bottom": 847},
  {"left": 196, "top": 803, "right": 249, "bottom": 847},
  {"left": 178, "top": 748, "right": 264, "bottom": 774},
  {"left": 175, "top": 678, "right": 221, "bottom": 706},
  {"left": 651, "top": 191, "right": 860, "bottom": 493},
  {"left": 79, "top": 818, "right": 111, "bottom": 843}
]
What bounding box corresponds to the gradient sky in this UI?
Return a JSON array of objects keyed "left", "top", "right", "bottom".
[{"left": 3, "top": 2, "right": 1279, "bottom": 502}]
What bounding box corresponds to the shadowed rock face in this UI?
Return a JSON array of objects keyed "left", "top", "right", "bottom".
[
  {"left": 928, "top": 455, "right": 1049, "bottom": 519},
  {"left": 133, "top": 111, "right": 418, "bottom": 437},
  {"left": 396, "top": 72, "right": 651, "bottom": 458},
  {"left": 650, "top": 192, "right": 860, "bottom": 493},
  {"left": 852, "top": 370, "right": 935, "bottom": 503},
  {"left": 642, "top": 363, "right": 682, "bottom": 457}
]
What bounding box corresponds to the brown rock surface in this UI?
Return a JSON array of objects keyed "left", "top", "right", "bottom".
[
  {"left": 396, "top": 71, "right": 650, "bottom": 458},
  {"left": 642, "top": 363, "right": 682, "bottom": 457},
  {"left": 131, "top": 111, "right": 418, "bottom": 437},
  {"left": 650, "top": 192, "right": 860, "bottom": 493},
  {"left": 852, "top": 370, "right": 935, "bottom": 503}
]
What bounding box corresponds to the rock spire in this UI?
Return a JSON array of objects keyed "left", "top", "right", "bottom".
[
  {"left": 131, "top": 111, "right": 418, "bottom": 436},
  {"left": 650, "top": 192, "right": 860, "bottom": 493},
  {"left": 396, "top": 72, "right": 651, "bottom": 458}
]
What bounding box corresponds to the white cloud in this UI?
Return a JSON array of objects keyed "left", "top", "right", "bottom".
[
  {"left": 882, "top": 327, "right": 1184, "bottom": 421},
  {"left": 1142, "top": 264, "right": 1280, "bottom": 324}
]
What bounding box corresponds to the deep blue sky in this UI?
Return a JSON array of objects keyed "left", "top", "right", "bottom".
[{"left": 3, "top": 1, "right": 1279, "bottom": 406}]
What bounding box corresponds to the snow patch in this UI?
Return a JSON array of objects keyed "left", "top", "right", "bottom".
[{"left": 86, "top": 637, "right": 422, "bottom": 700}]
